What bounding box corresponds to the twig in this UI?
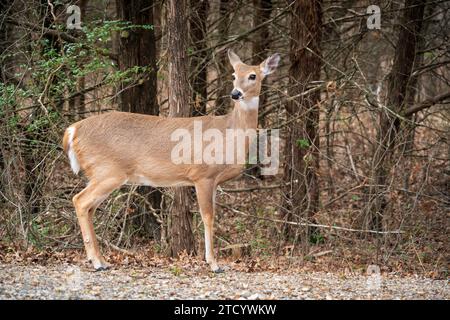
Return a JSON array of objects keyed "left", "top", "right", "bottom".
[
  {"left": 217, "top": 202, "right": 404, "bottom": 235},
  {"left": 403, "top": 90, "right": 450, "bottom": 117},
  {"left": 96, "top": 235, "right": 133, "bottom": 255},
  {"left": 220, "top": 183, "right": 288, "bottom": 193}
]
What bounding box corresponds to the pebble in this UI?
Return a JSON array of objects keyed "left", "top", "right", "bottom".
[{"left": 248, "top": 293, "right": 260, "bottom": 300}]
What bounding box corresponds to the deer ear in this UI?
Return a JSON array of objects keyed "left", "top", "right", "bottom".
[
  {"left": 260, "top": 53, "right": 281, "bottom": 76},
  {"left": 228, "top": 50, "right": 242, "bottom": 68}
]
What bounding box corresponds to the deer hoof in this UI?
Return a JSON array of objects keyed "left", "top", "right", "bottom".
[
  {"left": 94, "top": 265, "right": 109, "bottom": 272},
  {"left": 212, "top": 266, "right": 225, "bottom": 274},
  {"left": 93, "top": 260, "right": 111, "bottom": 271}
]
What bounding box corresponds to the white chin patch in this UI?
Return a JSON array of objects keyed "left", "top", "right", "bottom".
[{"left": 239, "top": 97, "right": 259, "bottom": 111}]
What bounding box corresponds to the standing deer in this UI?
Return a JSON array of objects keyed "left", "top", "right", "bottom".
[{"left": 63, "top": 50, "right": 280, "bottom": 272}]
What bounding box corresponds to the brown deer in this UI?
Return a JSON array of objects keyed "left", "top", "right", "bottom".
[{"left": 63, "top": 50, "right": 280, "bottom": 272}]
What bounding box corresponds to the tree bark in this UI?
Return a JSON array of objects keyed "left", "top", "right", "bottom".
[
  {"left": 0, "top": 0, "right": 13, "bottom": 210},
  {"left": 116, "top": 0, "right": 158, "bottom": 115},
  {"left": 248, "top": 0, "right": 272, "bottom": 178},
  {"left": 190, "top": 0, "right": 209, "bottom": 116},
  {"left": 282, "top": 0, "right": 322, "bottom": 248},
  {"left": 252, "top": 0, "right": 272, "bottom": 64},
  {"left": 0, "top": 0, "right": 13, "bottom": 82},
  {"left": 167, "top": 0, "right": 196, "bottom": 257},
  {"left": 68, "top": 0, "right": 87, "bottom": 120},
  {"left": 214, "top": 0, "right": 232, "bottom": 115},
  {"left": 367, "top": 0, "right": 426, "bottom": 231},
  {"left": 115, "top": 0, "right": 162, "bottom": 238}
]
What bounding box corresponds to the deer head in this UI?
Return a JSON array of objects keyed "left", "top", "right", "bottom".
[{"left": 228, "top": 50, "right": 280, "bottom": 102}]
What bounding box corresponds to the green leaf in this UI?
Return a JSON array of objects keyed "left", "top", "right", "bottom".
[{"left": 296, "top": 138, "right": 310, "bottom": 149}]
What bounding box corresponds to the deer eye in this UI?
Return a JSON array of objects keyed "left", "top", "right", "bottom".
[{"left": 249, "top": 74, "right": 256, "bottom": 80}]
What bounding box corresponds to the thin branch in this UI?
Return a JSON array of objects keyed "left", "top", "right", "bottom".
[
  {"left": 220, "top": 183, "right": 288, "bottom": 193},
  {"left": 217, "top": 202, "right": 404, "bottom": 235},
  {"left": 404, "top": 90, "right": 450, "bottom": 117}
]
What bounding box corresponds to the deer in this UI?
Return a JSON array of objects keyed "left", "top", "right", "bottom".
[{"left": 62, "top": 50, "right": 280, "bottom": 273}]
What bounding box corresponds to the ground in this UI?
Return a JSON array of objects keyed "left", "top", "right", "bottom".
[{"left": 0, "top": 263, "right": 447, "bottom": 300}]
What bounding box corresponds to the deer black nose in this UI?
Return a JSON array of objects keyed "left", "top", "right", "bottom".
[{"left": 231, "top": 89, "right": 242, "bottom": 100}]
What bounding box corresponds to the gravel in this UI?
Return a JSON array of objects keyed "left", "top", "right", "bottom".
[{"left": 0, "top": 264, "right": 447, "bottom": 300}]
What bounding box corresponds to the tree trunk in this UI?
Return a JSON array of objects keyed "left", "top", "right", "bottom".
[
  {"left": 190, "top": 0, "right": 209, "bottom": 116},
  {"left": 116, "top": 0, "right": 158, "bottom": 114},
  {"left": 282, "top": 0, "right": 322, "bottom": 249},
  {"left": 167, "top": 0, "right": 196, "bottom": 257},
  {"left": 115, "top": 0, "right": 162, "bottom": 238},
  {"left": 153, "top": 0, "right": 162, "bottom": 57},
  {"left": 1, "top": 0, "right": 13, "bottom": 82},
  {"left": 0, "top": 0, "right": 13, "bottom": 210},
  {"left": 401, "top": 3, "right": 432, "bottom": 191},
  {"left": 247, "top": 0, "right": 272, "bottom": 178},
  {"left": 68, "top": 0, "right": 87, "bottom": 120},
  {"left": 252, "top": 0, "right": 272, "bottom": 64},
  {"left": 214, "top": 0, "right": 232, "bottom": 115},
  {"left": 367, "top": 0, "right": 426, "bottom": 231}
]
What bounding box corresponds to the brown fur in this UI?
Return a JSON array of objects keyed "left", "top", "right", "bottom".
[
  {"left": 62, "top": 129, "right": 71, "bottom": 154},
  {"left": 66, "top": 110, "right": 255, "bottom": 186}
]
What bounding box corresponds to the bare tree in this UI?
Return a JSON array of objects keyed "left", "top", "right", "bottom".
[
  {"left": 215, "top": 0, "right": 233, "bottom": 115},
  {"left": 167, "top": 0, "right": 196, "bottom": 256},
  {"left": 252, "top": 0, "right": 272, "bottom": 63},
  {"left": 367, "top": 0, "right": 426, "bottom": 231},
  {"left": 115, "top": 0, "right": 162, "bottom": 236},
  {"left": 282, "top": 0, "right": 323, "bottom": 247},
  {"left": 116, "top": 0, "right": 158, "bottom": 115},
  {"left": 0, "top": 0, "right": 13, "bottom": 211},
  {"left": 0, "top": 0, "right": 13, "bottom": 82},
  {"left": 190, "top": 0, "right": 209, "bottom": 116},
  {"left": 68, "top": 0, "right": 88, "bottom": 120}
]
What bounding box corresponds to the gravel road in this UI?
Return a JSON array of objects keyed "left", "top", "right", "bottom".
[{"left": 0, "top": 264, "right": 447, "bottom": 300}]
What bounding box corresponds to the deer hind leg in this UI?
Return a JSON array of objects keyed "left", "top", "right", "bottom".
[
  {"left": 73, "top": 176, "right": 125, "bottom": 271},
  {"left": 195, "top": 179, "right": 223, "bottom": 273}
]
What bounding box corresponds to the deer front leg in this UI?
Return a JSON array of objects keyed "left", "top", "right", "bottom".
[{"left": 195, "top": 180, "right": 223, "bottom": 273}]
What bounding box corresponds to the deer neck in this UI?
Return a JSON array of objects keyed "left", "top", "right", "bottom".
[{"left": 229, "top": 96, "right": 259, "bottom": 131}]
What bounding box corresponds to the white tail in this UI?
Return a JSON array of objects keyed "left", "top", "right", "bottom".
[
  {"left": 65, "top": 126, "right": 80, "bottom": 174},
  {"left": 63, "top": 50, "right": 280, "bottom": 272}
]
